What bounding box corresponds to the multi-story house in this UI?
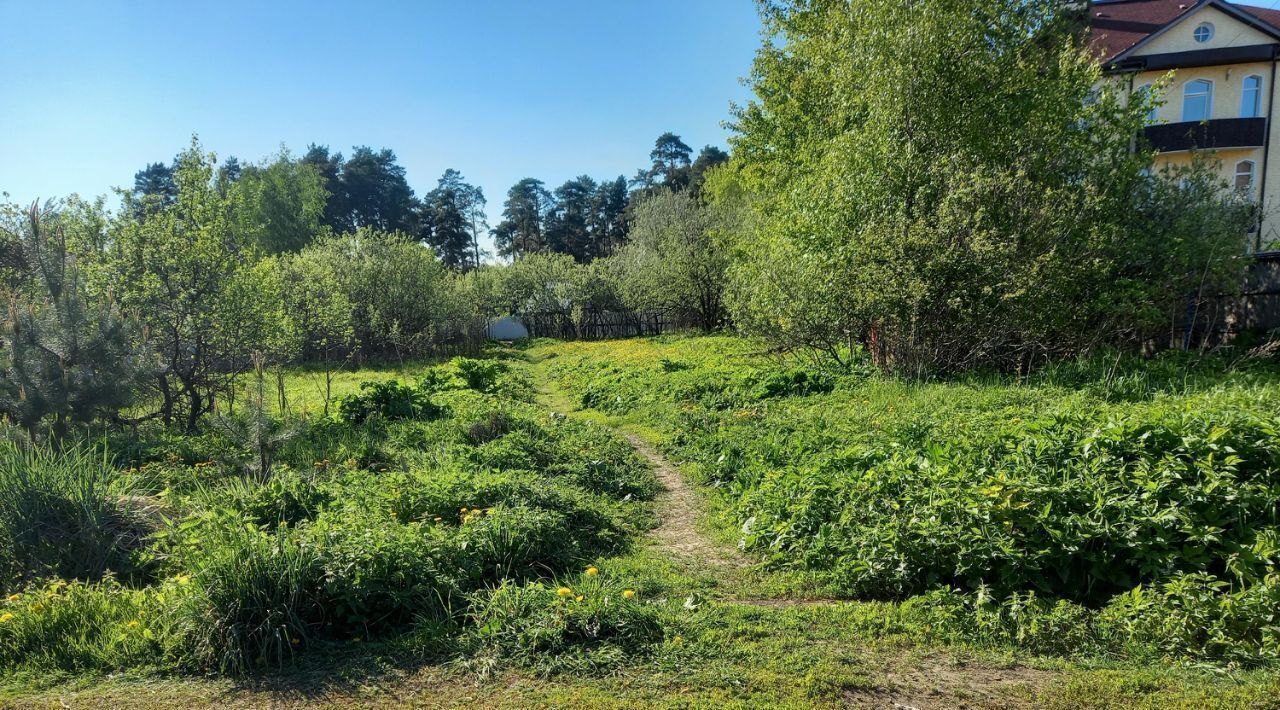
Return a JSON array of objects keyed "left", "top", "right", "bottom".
[{"left": 1090, "top": 0, "right": 1280, "bottom": 253}]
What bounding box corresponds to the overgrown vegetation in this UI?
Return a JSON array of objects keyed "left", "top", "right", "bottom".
[
  {"left": 537, "top": 335, "right": 1280, "bottom": 665},
  {"left": 0, "top": 358, "right": 659, "bottom": 676}
]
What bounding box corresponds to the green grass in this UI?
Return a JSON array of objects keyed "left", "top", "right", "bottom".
[{"left": 3, "top": 338, "right": 1280, "bottom": 707}]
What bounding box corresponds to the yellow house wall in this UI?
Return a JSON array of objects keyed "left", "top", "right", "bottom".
[
  {"left": 1135, "top": 6, "right": 1275, "bottom": 55},
  {"left": 1113, "top": 4, "right": 1280, "bottom": 252}
]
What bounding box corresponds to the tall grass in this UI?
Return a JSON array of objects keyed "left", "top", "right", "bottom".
[{"left": 0, "top": 440, "right": 139, "bottom": 589}]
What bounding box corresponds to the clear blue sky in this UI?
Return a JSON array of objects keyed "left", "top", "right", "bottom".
[{"left": 0, "top": 0, "right": 761, "bottom": 251}]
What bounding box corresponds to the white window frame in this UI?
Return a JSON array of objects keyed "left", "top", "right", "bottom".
[
  {"left": 1194, "top": 22, "right": 1215, "bottom": 43},
  {"left": 1235, "top": 160, "right": 1257, "bottom": 194},
  {"left": 1182, "top": 79, "right": 1214, "bottom": 122},
  {"left": 1136, "top": 83, "right": 1158, "bottom": 123},
  {"left": 1242, "top": 75, "right": 1264, "bottom": 118}
]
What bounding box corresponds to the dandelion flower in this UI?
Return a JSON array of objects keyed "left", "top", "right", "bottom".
[
  {"left": 557, "top": 587, "right": 573, "bottom": 597},
  {"left": 5, "top": 593, "right": 20, "bottom": 602},
  {"left": 585, "top": 566, "right": 599, "bottom": 577},
  {"left": 0, "top": 613, "right": 13, "bottom": 623},
  {"left": 175, "top": 575, "right": 190, "bottom": 586},
  {"left": 127, "top": 620, "right": 140, "bottom": 628},
  {"left": 623, "top": 590, "right": 635, "bottom": 599},
  {"left": 673, "top": 635, "right": 683, "bottom": 645},
  {"left": 575, "top": 595, "right": 584, "bottom": 602}
]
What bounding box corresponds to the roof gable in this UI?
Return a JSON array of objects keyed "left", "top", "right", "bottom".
[{"left": 1088, "top": 0, "right": 1280, "bottom": 64}]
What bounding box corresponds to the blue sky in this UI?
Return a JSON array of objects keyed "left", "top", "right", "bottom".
[{"left": 0, "top": 0, "right": 761, "bottom": 250}]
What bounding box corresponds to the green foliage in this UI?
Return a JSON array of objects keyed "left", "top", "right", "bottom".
[
  {"left": 337, "top": 380, "right": 442, "bottom": 424},
  {"left": 1, "top": 361, "right": 657, "bottom": 675},
  {"left": 728, "top": 0, "right": 1253, "bottom": 373},
  {"left": 470, "top": 572, "right": 662, "bottom": 673},
  {"left": 538, "top": 335, "right": 1280, "bottom": 664},
  {"left": 0, "top": 441, "right": 150, "bottom": 591},
  {"left": 453, "top": 357, "right": 507, "bottom": 393},
  {"left": 615, "top": 189, "right": 730, "bottom": 331},
  {"left": 0, "top": 200, "right": 141, "bottom": 434}
]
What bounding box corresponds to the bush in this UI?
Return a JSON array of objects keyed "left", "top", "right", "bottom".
[
  {"left": 337, "top": 380, "right": 441, "bottom": 424},
  {"left": 453, "top": 358, "right": 507, "bottom": 393}
]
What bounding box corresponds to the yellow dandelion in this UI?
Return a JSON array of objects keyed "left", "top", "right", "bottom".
[
  {"left": 0, "top": 612, "right": 13, "bottom": 623},
  {"left": 623, "top": 589, "right": 635, "bottom": 599},
  {"left": 575, "top": 595, "right": 584, "bottom": 602},
  {"left": 5, "top": 593, "right": 20, "bottom": 602},
  {"left": 585, "top": 566, "right": 599, "bottom": 577},
  {"left": 557, "top": 587, "right": 573, "bottom": 597},
  {"left": 673, "top": 635, "right": 684, "bottom": 645},
  {"left": 126, "top": 620, "right": 140, "bottom": 628}
]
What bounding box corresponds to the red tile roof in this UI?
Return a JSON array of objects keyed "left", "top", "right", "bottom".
[{"left": 1088, "top": 0, "right": 1280, "bottom": 63}]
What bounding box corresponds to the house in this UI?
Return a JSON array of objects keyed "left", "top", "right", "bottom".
[{"left": 1090, "top": 0, "right": 1280, "bottom": 253}]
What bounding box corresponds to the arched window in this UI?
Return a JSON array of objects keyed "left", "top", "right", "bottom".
[
  {"left": 1235, "top": 160, "right": 1257, "bottom": 194},
  {"left": 1242, "top": 75, "right": 1263, "bottom": 118},
  {"left": 1136, "top": 83, "right": 1158, "bottom": 123},
  {"left": 1182, "top": 79, "right": 1213, "bottom": 122}
]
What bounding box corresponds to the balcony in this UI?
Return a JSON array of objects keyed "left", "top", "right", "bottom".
[{"left": 1143, "top": 117, "right": 1267, "bottom": 153}]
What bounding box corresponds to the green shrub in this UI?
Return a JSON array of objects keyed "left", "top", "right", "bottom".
[
  {"left": 453, "top": 358, "right": 508, "bottom": 393},
  {"left": 337, "top": 380, "right": 441, "bottom": 424}
]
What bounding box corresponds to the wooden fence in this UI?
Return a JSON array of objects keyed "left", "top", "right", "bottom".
[
  {"left": 1181, "top": 253, "right": 1280, "bottom": 347},
  {"left": 521, "top": 309, "right": 685, "bottom": 340}
]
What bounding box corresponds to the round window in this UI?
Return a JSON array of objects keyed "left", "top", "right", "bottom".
[{"left": 1194, "top": 23, "right": 1214, "bottom": 43}]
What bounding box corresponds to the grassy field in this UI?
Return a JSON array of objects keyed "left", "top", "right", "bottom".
[{"left": 2, "top": 336, "right": 1279, "bottom": 708}]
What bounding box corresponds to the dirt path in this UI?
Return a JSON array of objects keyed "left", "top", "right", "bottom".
[{"left": 618, "top": 431, "right": 751, "bottom": 570}]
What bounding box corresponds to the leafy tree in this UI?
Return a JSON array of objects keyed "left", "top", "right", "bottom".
[
  {"left": 111, "top": 139, "right": 281, "bottom": 429},
  {"left": 301, "top": 144, "right": 347, "bottom": 232},
  {"left": 616, "top": 189, "right": 730, "bottom": 331},
  {"left": 728, "top": 0, "right": 1252, "bottom": 373},
  {"left": 231, "top": 150, "right": 329, "bottom": 253},
  {"left": 494, "top": 178, "right": 552, "bottom": 259},
  {"left": 306, "top": 229, "right": 455, "bottom": 361},
  {"left": 0, "top": 201, "right": 140, "bottom": 435}
]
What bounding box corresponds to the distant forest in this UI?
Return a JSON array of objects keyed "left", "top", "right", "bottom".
[{"left": 130, "top": 132, "right": 729, "bottom": 268}]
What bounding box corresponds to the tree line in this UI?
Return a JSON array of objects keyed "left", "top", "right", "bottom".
[
  {"left": 1, "top": 0, "right": 1260, "bottom": 439},
  {"left": 128, "top": 132, "right": 728, "bottom": 267}
]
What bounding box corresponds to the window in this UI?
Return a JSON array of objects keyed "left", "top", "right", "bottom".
[
  {"left": 1235, "top": 160, "right": 1257, "bottom": 193},
  {"left": 1242, "top": 75, "right": 1263, "bottom": 118},
  {"left": 1194, "top": 22, "right": 1215, "bottom": 43},
  {"left": 1182, "top": 79, "right": 1213, "bottom": 122},
  {"left": 1136, "top": 83, "right": 1158, "bottom": 123}
]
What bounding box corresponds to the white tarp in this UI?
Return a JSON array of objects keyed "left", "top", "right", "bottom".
[{"left": 487, "top": 315, "right": 529, "bottom": 340}]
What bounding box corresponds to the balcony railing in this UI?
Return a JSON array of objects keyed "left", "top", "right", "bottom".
[{"left": 1143, "top": 117, "right": 1267, "bottom": 153}]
